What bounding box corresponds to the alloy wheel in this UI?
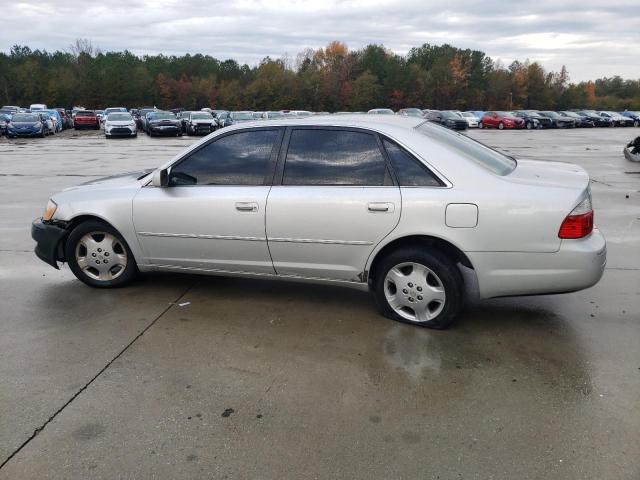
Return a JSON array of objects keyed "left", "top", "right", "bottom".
[{"left": 75, "top": 231, "right": 128, "bottom": 281}]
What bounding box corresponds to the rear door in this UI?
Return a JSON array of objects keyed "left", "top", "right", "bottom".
[{"left": 265, "top": 127, "right": 400, "bottom": 282}]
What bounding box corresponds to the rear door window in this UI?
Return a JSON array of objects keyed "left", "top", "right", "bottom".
[{"left": 383, "top": 140, "right": 443, "bottom": 187}]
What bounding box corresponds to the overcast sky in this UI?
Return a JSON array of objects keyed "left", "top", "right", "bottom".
[{"left": 3, "top": 0, "right": 639, "bottom": 82}]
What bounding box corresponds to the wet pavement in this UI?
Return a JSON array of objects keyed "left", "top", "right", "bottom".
[{"left": 0, "top": 127, "right": 638, "bottom": 479}]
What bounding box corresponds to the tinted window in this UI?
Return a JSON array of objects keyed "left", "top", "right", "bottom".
[
  {"left": 283, "top": 129, "right": 388, "bottom": 186},
  {"left": 383, "top": 140, "right": 442, "bottom": 187},
  {"left": 170, "top": 129, "right": 279, "bottom": 186}
]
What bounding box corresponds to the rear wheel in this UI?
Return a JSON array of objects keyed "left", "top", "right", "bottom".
[
  {"left": 65, "top": 220, "right": 137, "bottom": 288},
  {"left": 372, "top": 248, "right": 464, "bottom": 329},
  {"left": 526, "top": 121, "right": 533, "bottom": 130},
  {"left": 478, "top": 122, "right": 483, "bottom": 129},
  {"left": 498, "top": 122, "right": 504, "bottom": 130}
]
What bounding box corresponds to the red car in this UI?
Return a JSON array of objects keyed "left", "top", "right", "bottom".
[
  {"left": 74, "top": 110, "right": 100, "bottom": 130},
  {"left": 479, "top": 111, "right": 525, "bottom": 130}
]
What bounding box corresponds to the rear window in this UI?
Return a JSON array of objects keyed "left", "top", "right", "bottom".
[
  {"left": 416, "top": 122, "right": 516, "bottom": 176},
  {"left": 75, "top": 111, "right": 95, "bottom": 117}
]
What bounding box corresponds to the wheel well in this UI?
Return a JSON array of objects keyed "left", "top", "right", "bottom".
[
  {"left": 55, "top": 215, "right": 119, "bottom": 261},
  {"left": 368, "top": 235, "right": 474, "bottom": 283}
]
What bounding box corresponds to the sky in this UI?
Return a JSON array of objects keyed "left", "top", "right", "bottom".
[{"left": 3, "top": 0, "right": 639, "bottom": 82}]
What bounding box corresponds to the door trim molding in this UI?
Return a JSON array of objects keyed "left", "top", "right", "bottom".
[{"left": 137, "top": 231, "right": 266, "bottom": 242}]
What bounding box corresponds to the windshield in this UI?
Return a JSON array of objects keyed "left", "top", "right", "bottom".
[
  {"left": 232, "top": 112, "right": 254, "bottom": 120},
  {"left": 12, "top": 114, "right": 39, "bottom": 122},
  {"left": 461, "top": 112, "right": 475, "bottom": 118},
  {"left": 540, "top": 111, "right": 559, "bottom": 118},
  {"left": 253, "top": 112, "right": 264, "bottom": 119},
  {"left": 266, "top": 111, "right": 284, "bottom": 119},
  {"left": 107, "top": 113, "right": 132, "bottom": 121},
  {"left": 105, "top": 108, "right": 126, "bottom": 114},
  {"left": 561, "top": 112, "right": 580, "bottom": 118},
  {"left": 441, "top": 111, "right": 462, "bottom": 119},
  {"left": 497, "top": 111, "right": 516, "bottom": 118},
  {"left": 191, "top": 113, "right": 213, "bottom": 120},
  {"left": 416, "top": 121, "right": 516, "bottom": 175},
  {"left": 151, "top": 113, "right": 176, "bottom": 120}
]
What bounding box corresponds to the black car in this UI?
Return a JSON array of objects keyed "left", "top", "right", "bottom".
[
  {"left": 537, "top": 111, "right": 576, "bottom": 128},
  {"left": 558, "top": 111, "right": 595, "bottom": 128},
  {"left": 145, "top": 111, "right": 182, "bottom": 137},
  {"left": 512, "top": 110, "right": 548, "bottom": 129},
  {"left": 426, "top": 110, "right": 468, "bottom": 130},
  {"left": 183, "top": 111, "right": 217, "bottom": 135},
  {"left": 576, "top": 110, "right": 613, "bottom": 127}
]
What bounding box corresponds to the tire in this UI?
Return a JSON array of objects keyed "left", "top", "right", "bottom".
[
  {"left": 371, "top": 247, "right": 464, "bottom": 329},
  {"left": 498, "top": 122, "right": 504, "bottom": 130},
  {"left": 40, "top": 131, "right": 46, "bottom": 138},
  {"left": 65, "top": 220, "right": 137, "bottom": 288},
  {"left": 634, "top": 120, "right": 639, "bottom": 128},
  {"left": 526, "top": 121, "right": 533, "bottom": 130},
  {"left": 478, "top": 122, "right": 483, "bottom": 129}
]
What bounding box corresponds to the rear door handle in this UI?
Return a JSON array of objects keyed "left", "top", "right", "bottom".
[
  {"left": 235, "top": 202, "right": 258, "bottom": 212},
  {"left": 368, "top": 202, "right": 394, "bottom": 213}
]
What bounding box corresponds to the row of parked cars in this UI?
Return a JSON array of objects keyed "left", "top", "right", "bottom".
[
  {"left": 390, "top": 108, "right": 640, "bottom": 131},
  {"left": 0, "top": 104, "right": 77, "bottom": 138}
]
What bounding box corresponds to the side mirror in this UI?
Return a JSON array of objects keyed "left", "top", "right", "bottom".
[{"left": 152, "top": 169, "right": 168, "bottom": 187}]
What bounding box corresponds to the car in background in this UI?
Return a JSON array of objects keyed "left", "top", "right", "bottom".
[
  {"left": 1, "top": 106, "right": 21, "bottom": 114},
  {"left": 469, "top": 111, "right": 485, "bottom": 120},
  {"left": 620, "top": 111, "right": 640, "bottom": 127},
  {"left": 212, "top": 110, "right": 232, "bottom": 128},
  {"left": 426, "top": 110, "right": 468, "bottom": 130},
  {"left": 537, "top": 111, "right": 575, "bottom": 128},
  {"left": 104, "top": 112, "right": 137, "bottom": 138},
  {"left": 288, "top": 110, "right": 313, "bottom": 118},
  {"left": 183, "top": 111, "right": 217, "bottom": 135},
  {"left": 397, "top": 108, "right": 424, "bottom": 118},
  {"left": 38, "top": 113, "right": 56, "bottom": 134},
  {"left": 145, "top": 111, "right": 182, "bottom": 137},
  {"left": 30, "top": 103, "right": 47, "bottom": 111},
  {"left": 95, "top": 110, "right": 105, "bottom": 122},
  {"left": 135, "top": 107, "right": 156, "bottom": 130},
  {"left": 55, "top": 108, "right": 74, "bottom": 129},
  {"left": 479, "top": 111, "right": 524, "bottom": 130},
  {"left": 231, "top": 111, "right": 255, "bottom": 124},
  {"left": 599, "top": 111, "right": 634, "bottom": 127},
  {"left": 102, "top": 107, "right": 128, "bottom": 123},
  {"left": 253, "top": 111, "right": 265, "bottom": 120},
  {"left": 460, "top": 112, "right": 479, "bottom": 128},
  {"left": 74, "top": 110, "right": 100, "bottom": 130},
  {"left": 557, "top": 111, "right": 595, "bottom": 128},
  {"left": 0, "top": 113, "right": 10, "bottom": 135},
  {"left": 368, "top": 108, "right": 395, "bottom": 115},
  {"left": 6, "top": 112, "right": 49, "bottom": 138},
  {"left": 511, "top": 110, "right": 546, "bottom": 129},
  {"left": 576, "top": 110, "right": 612, "bottom": 127},
  {"left": 176, "top": 111, "right": 192, "bottom": 133},
  {"left": 32, "top": 115, "right": 605, "bottom": 330},
  {"left": 40, "top": 109, "right": 63, "bottom": 132},
  {"left": 262, "top": 111, "right": 285, "bottom": 121}
]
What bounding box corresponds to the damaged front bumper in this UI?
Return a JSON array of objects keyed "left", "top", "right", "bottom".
[{"left": 31, "top": 218, "right": 68, "bottom": 269}]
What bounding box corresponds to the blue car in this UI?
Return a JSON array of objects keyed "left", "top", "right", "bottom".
[
  {"left": 6, "top": 112, "right": 48, "bottom": 138},
  {"left": 0, "top": 113, "right": 10, "bottom": 135},
  {"left": 621, "top": 111, "right": 640, "bottom": 127}
]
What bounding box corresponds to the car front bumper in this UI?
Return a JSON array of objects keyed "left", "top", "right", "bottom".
[
  {"left": 31, "top": 218, "right": 68, "bottom": 269},
  {"left": 150, "top": 125, "right": 180, "bottom": 135},
  {"left": 468, "top": 229, "right": 607, "bottom": 299}
]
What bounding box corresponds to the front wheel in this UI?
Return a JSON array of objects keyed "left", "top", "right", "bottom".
[
  {"left": 65, "top": 220, "right": 137, "bottom": 288},
  {"left": 372, "top": 248, "right": 464, "bottom": 329},
  {"left": 478, "top": 122, "right": 483, "bottom": 129},
  {"left": 498, "top": 122, "right": 504, "bottom": 130},
  {"left": 526, "top": 121, "right": 533, "bottom": 130}
]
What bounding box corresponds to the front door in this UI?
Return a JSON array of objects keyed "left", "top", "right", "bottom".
[{"left": 133, "top": 128, "right": 282, "bottom": 274}]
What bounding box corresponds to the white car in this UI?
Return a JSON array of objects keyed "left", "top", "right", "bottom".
[
  {"left": 32, "top": 116, "right": 605, "bottom": 329},
  {"left": 461, "top": 112, "right": 480, "bottom": 128},
  {"left": 104, "top": 112, "right": 137, "bottom": 138},
  {"left": 368, "top": 108, "right": 395, "bottom": 115}
]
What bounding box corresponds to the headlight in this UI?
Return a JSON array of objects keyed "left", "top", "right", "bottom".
[{"left": 43, "top": 199, "right": 57, "bottom": 221}]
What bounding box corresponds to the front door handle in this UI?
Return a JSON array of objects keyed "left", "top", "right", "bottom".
[
  {"left": 235, "top": 202, "right": 258, "bottom": 212},
  {"left": 368, "top": 202, "right": 394, "bottom": 213}
]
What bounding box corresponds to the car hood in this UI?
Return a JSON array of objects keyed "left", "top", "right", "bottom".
[
  {"left": 506, "top": 159, "right": 589, "bottom": 191},
  {"left": 63, "top": 169, "right": 153, "bottom": 191},
  {"left": 150, "top": 119, "right": 179, "bottom": 124},
  {"left": 10, "top": 122, "right": 41, "bottom": 127}
]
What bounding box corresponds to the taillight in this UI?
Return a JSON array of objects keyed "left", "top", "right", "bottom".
[{"left": 558, "top": 195, "right": 593, "bottom": 239}]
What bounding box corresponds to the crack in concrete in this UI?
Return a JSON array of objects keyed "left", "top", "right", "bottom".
[{"left": 0, "top": 281, "right": 196, "bottom": 470}]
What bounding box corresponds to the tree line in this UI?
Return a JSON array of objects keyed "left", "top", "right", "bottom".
[{"left": 1, "top": 40, "right": 639, "bottom": 112}]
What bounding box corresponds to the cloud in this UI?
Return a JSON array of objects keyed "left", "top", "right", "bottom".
[{"left": 2, "top": 0, "right": 639, "bottom": 81}]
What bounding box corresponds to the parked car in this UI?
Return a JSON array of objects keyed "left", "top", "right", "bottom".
[
  {"left": 537, "top": 111, "right": 576, "bottom": 128},
  {"left": 576, "top": 110, "right": 613, "bottom": 127},
  {"left": 55, "top": 108, "right": 74, "bottom": 129},
  {"left": 289, "top": 110, "right": 313, "bottom": 118},
  {"left": 74, "top": 110, "right": 100, "bottom": 130},
  {"left": 1, "top": 106, "right": 21, "bottom": 114},
  {"left": 30, "top": 103, "right": 47, "bottom": 111},
  {"left": 479, "top": 111, "right": 525, "bottom": 130},
  {"left": 0, "top": 113, "right": 10, "bottom": 135},
  {"left": 620, "top": 111, "right": 640, "bottom": 127},
  {"left": 368, "top": 108, "right": 395, "bottom": 115},
  {"left": 426, "top": 110, "right": 468, "bottom": 130},
  {"left": 176, "top": 111, "right": 192, "bottom": 133},
  {"left": 262, "top": 111, "right": 285, "bottom": 121},
  {"left": 512, "top": 110, "right": 547, "bottom": 129},
  {"left": 183, "top": 111, "right": 217, "bottom": 135},
  {"left": 253, "top": 111, "right": 265, "bottom": 120},
  {"left": 38, "top": 113, "right": 56, "bottom": 134},
  {"left": 599, "top": 111, "right": 634, "bottom": 127},
  {"left": 397, "top": 108, "right": 424, "bottom": 118},
  {"left": 102, "top": 107, "right": 128, "bottom": 123},
  {"left": 460, "top": 112, "right": 479, "bottom": 128},
  {"left": 212, "top": 110, "right": 232, "bottom": 127},
  {"left": 40, "top": 109, "right": 63, "bottom": 132},
  {"left": 6, "top": 112, "right": 49, "bottom": 137},
  {"left": 136, "top": 107, "right": 156, "bottom": 130},
  {"left": 95, "top": 110, "right": 105, "bottom": 122},
  {"left": 104, "top": 112, "right": 137, "bottom": 138},
  {"left": 557, "top": 111, "right": 595, "bottom": 128},
  {"left": 231, "top": 111, "right": 255, "bottom": 124},
  {"left": 145, "top": 111, "right": 182, "bottom": 136},
  {"left": 31, "top": 116, "right": 606, "bottom": 330}
]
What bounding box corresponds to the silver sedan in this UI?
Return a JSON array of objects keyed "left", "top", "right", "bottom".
[{"left": 32, "top": 116, "right": 606, "bottom": 329}]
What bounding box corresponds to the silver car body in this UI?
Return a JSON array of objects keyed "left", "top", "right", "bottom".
[{"left": 45, "top": 116, "right": 606, "bottom": 298}]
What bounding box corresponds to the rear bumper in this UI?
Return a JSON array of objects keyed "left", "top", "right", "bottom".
[
  {"left": 31, "top": 218, "right": 68, "bottom": 269},
  {"left": 468, "top": 229, "right": 606, "bottom": 299}
]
